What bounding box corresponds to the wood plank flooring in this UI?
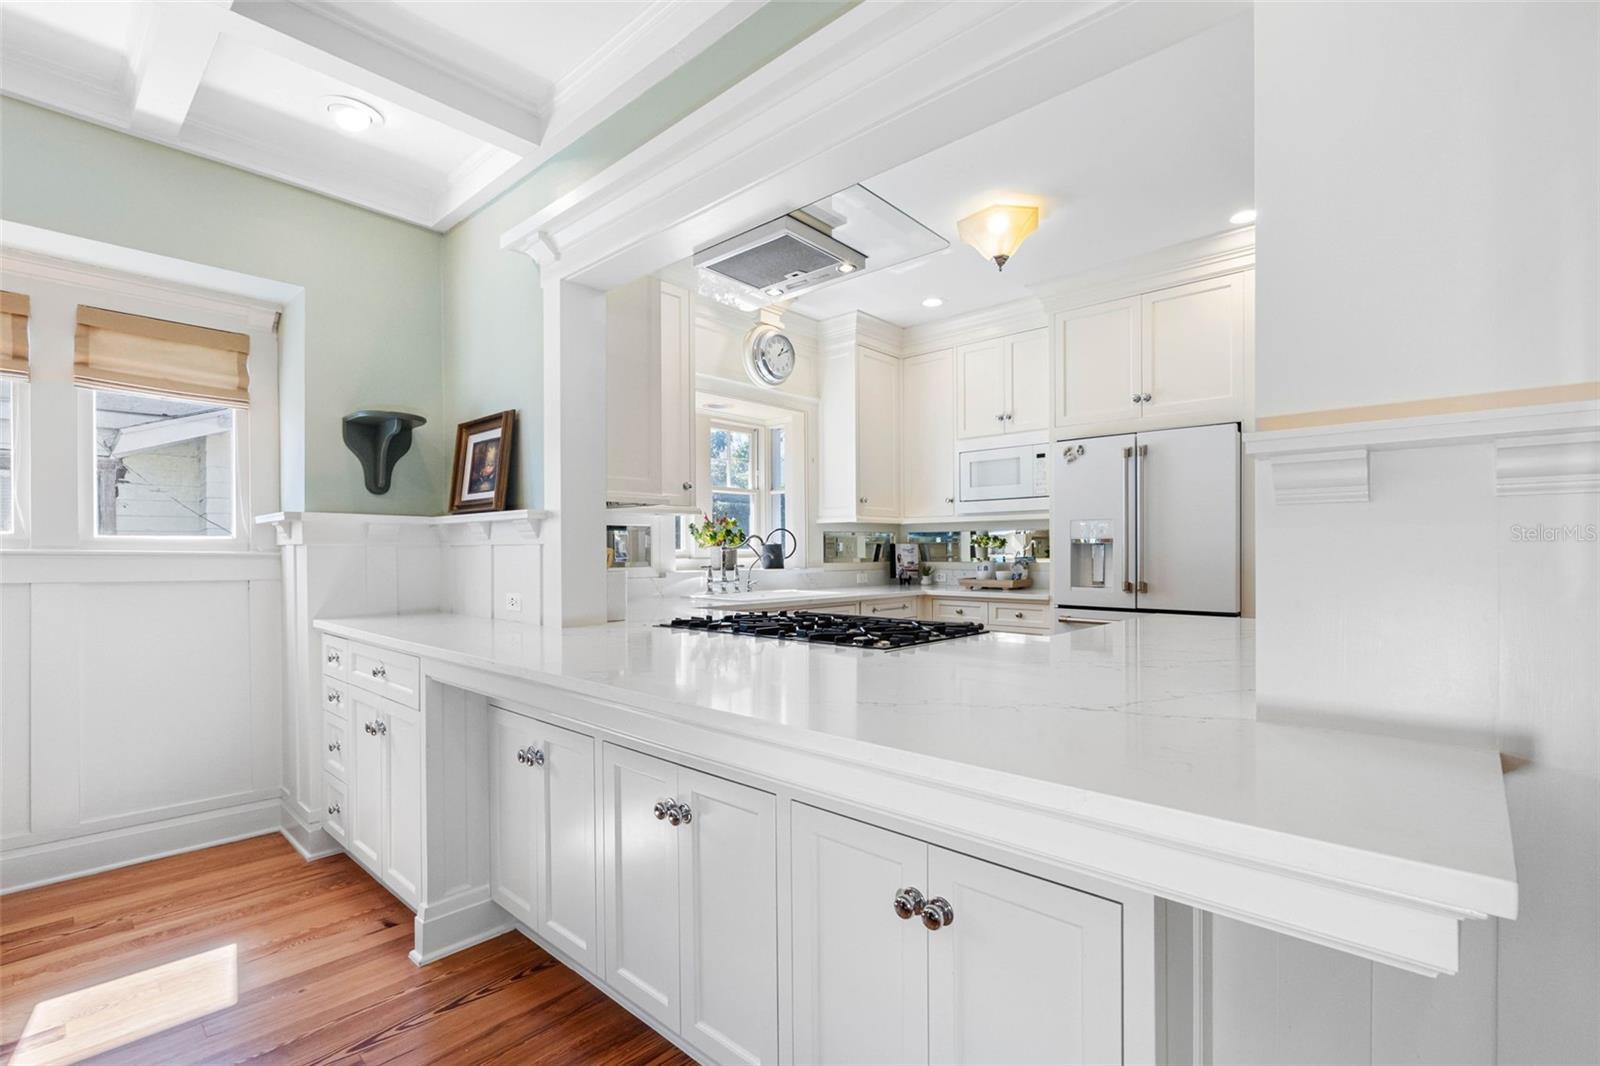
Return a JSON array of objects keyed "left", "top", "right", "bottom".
[{"left": 0, "top": 834, "right": 694, "bottom": 1065}]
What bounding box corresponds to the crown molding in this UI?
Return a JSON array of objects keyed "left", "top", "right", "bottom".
[
  {"left": 1264, "top": 450, "right": 1370, "bottom": 506},
  {"left": 901, "top": 297, "right": 1047, "bottom": 356},
  {"left": 1494, "top": 433, "right": 1600, "bottom": 496},
  {"left": 1033, "top": 226, "right": 1255, "bottom": 314},
  {"left": 815, "top": 311, "right": 903, "bottom": 357}
]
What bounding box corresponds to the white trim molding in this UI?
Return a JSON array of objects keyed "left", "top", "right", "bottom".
[
  {"left": 1264, "top": 449, "right": 1370, "bottom": 506},
  {"left": 1494, "top": 432, "right": 1600, "bottom": 496}
]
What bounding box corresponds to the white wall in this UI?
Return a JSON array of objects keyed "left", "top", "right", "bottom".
[
  {"left": 1254, "top": 2, "right": 1598, "bottom": 416},
  {"left": 1234, "top": 4, "right": 1600, "bottom": 1064}
]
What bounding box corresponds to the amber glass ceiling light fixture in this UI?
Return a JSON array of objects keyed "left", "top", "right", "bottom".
[{"left": 957, "top": 204, "right": 1039, "bottom": 272}]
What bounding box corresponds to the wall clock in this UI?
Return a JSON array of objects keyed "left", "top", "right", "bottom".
[{"left": 745, "top": 324, "right": 796, "bottom": 388}]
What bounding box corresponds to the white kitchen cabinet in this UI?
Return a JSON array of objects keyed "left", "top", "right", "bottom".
[
  {"left": 1055, "top": 296, "right": 1142, "bottom": 427},
  {"left": 607, "top": 277, "right": 695, "bottom": 507},
  {"left": 792, "top": 804, "right": 1122, "bottom": 1066},
  {"left": 900, "top": 349, "right": 955, "bottom": 519},
  {"left": 1054, "top": 272, "right": 1248, "bottom": 432},
  {"left": 347, "top": 687, "right": 422, "bottom": 908},
  {"left": 954, "top": 328, "right": 1049, "bottom": 440},
  {"left": 819, "top": 344, "right": 900, "bottom": 522},
  {"left": 489, "top": 707, "right": 599, "bottom": 971},
  {"left": 1140, "top": 273, "right": 1246, "bottom": 422},
  {"left": 927, "top": 848, "right": 1121, "bottom": 1065},
  {"left": 792, "top": 804, "right": 928, "bottom": 1066},
  {"left": 603, "top": 744, "right": 778, "bottom": 1065}
]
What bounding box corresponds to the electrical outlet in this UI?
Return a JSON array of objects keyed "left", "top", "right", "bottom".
[
  {"left": 505, "top": 592, "right": 522, "bottom": 613},
  {"left": 856, "top": 572, "right": 868, "bottom": 585}
]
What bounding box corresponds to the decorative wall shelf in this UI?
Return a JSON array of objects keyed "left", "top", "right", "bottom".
[{"left": 255, "top": 509, "right": 550, "bottom": 547}]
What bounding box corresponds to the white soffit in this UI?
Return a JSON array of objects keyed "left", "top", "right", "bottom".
[
  {"left": 0, "top": 0, "right": 759, "bottom": 230},
  {"left": 790, "top": 14, "right": 1256, "bottom": 328}
]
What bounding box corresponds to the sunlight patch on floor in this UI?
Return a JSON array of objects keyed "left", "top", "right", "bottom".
[{"left": 10, "top": 943, "right": 238, "bottom": 1065}]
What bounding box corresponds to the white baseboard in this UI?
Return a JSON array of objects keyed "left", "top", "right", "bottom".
[
  {"left": 278, "top": 806, "right": 342, "bottom": 862},
  {"left": 410, "top": 889, "right": 512, "bottom": 966},
  {"left": 0, "top": 799, "right": 281, "bottom": 893}
]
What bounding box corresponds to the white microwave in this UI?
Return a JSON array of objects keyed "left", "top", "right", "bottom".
[{"left": 957, "top": 437, "right": 1051, "bottom": 513}]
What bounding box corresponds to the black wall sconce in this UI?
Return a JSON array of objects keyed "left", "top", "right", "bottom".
[{"left": 343, "top": 410, "right": 426, "bottom": 495}]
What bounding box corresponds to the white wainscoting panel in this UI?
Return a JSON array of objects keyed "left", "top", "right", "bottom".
[{"left": 1, "top": 585, "right": 32, "bottom": 840}]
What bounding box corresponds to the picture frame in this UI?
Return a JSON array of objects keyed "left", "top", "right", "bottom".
[{"left": 448, "top": 410, "right": 515, "bottom": 514}]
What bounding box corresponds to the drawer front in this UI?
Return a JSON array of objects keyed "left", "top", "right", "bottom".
[
  {"left": 931, "top": 599, "right": 983, "bottom": 623},
  {"left": 323, "top": 678, "right": 349, "bottom": 719},
  {"left": 323, "top": 774, "right": 348, "bottom": 842},
  {"left": 861, "top": 598, "right": 917, "bottom": 619},
  {"left": 988, "top": 602, "right": 1052, "bottom": 630},
  {"left": 321, "top": 636, "right": 349, "bottom": 678},
  {"left": 348, "top": 642, "right": 420, "bottom": 708},
  {"left": 323, "top": 711, "right": 351, "bottom": 780}
]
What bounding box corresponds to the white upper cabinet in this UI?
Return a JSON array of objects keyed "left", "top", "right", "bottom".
[
  {"left": 1055, "top": 297, "right": 1142, "bottom": 426},
  {"left": 818, "top": 343, "right": 900, "bottom": 523},
  {"left": 607, "top": 277, "right": 695, "bottom": 507},
  {"left": 1055, "top": 271, "right": 1250, "bottom": 432},
  {"left": 954, "top": 328, "right": 1049, "bottom": 439},
  {"left": 900, "top": 349, "right": 955, "bottom": 519}
]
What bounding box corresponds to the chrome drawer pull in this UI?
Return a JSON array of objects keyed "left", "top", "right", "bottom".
[
  {"left": 370, "top": 664, "right": 387, "bottom": 680},
  {"left": 327, "top": 739, "right": 341, "bottom": 753},
  {"left": 326, "top": 650, "right": 341, "bottom": 666},
  {"left": 327, "top": 803, "right": 341, "bottom": 816}
]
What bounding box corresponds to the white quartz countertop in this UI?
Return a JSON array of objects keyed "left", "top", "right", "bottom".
[
  {"left": 315, "top": 610, "right": 1517, "bottom": 928},
  {"left": 688, "top": 584, "right": 1051, "bottom": 608}
]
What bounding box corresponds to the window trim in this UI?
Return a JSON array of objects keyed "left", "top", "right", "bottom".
[{"left": 0, "top": 377, "right": 27, "bottom": 543}]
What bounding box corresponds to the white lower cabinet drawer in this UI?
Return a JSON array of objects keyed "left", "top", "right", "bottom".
[
  {"left": 323, "top": 775, "right": 347, "bottom": 843},
  {"left": 986, "top": 601, "right": 1052, "bottom": 632},
  {"left": 791, "top": 803, "right": 1123, "bottom": 1066},
  {"left": 323, "top": 711, "right": 351, "bottom": 780},
  {"left": 323, "top": 678, "right": 349, "bottom": 719},
  {"left": 930, "top": 598, "right": 983, "bottom": 623},
  {"left": 861, "top": 598, "right": 917, "bottom": 618},
  {"left": 602, "top": 743, "right": 778, "bottom": 1065},
  {"left": 348, "top": 642, "right": 420, "bottom": 707}
]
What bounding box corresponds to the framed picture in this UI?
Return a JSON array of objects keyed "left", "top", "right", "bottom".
[{"left": 448, "top": 410, "right": 514, "bottom": 514}]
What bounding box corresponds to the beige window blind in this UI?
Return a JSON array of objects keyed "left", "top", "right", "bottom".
[
  {"left": 74, "top": 305, "right": 250, "bottom": 407},
  {"left": 1, "top": 291, "right": 29, "bottom": 377}
]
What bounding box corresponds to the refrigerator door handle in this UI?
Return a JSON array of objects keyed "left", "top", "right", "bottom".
[
  {"left": 1121, "top": 445, "right": 1135, "bottom": 594},
  {"left": 1135, "top": 444, "right": 1149, "bottom": 594}
]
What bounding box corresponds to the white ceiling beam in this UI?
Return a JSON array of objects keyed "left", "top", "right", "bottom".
[
  {"left": 224, "top": 0, "right": 542, "bottom": 157},
  {"left": 128, "top": 1, "right": 230, "bottom": 139}
]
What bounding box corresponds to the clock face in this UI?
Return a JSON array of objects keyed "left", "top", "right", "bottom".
[{"left": 749, "top": 329, "right": 796, "bottom": 387}]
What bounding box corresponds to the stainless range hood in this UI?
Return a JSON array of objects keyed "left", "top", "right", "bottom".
[{"left": 694, "top": 215, "right": 866, "bottom": 299}]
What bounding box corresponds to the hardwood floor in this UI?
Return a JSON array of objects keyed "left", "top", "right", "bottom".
[{"left": 0, "top": 834, "right": 694, "bottom": 1065}]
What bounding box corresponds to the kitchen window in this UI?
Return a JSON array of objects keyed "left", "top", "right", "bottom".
[
  {"left": 678, "top": 411, "right": 803, "bottom": 563},
  {"left": 0, "top": 379, "right": 14, "bottom": 534},
  {"left": 92, "top": 389, "right": 235, "bottom": 537},
  {"left": 708, "top": 423, "right": 757, "bottom": 534}
]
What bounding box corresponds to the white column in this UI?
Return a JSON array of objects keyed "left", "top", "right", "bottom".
[{"left": 541, "top": 276, "right": 607, "bottom": 626}]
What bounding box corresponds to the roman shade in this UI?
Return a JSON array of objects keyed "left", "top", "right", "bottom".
[
  {"left": 74, "top": 305, "right": 250, "bottom": 407},
  {"left": 1, "top": 291, "right": 29, "bottom": 377}
]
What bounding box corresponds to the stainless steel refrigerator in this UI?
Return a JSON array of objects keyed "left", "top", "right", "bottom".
[{"left": 1051, "top": 422, "right": 1240, "bottom": 614}]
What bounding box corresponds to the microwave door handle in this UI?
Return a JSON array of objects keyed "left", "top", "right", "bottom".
[
  {"left": 1136, "top": 444, "right": 1149, "bottom": 595},
  {"left": 1122, "top": 445, "right": 1134, "bottom": 594}
]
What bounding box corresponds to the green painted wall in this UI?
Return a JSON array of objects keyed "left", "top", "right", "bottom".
[
  {"left": 443, "top": 0, "right": 855, "bottom": 509},
  {"left": 0, "top": 97, "right": 445, "bottom": 515}
]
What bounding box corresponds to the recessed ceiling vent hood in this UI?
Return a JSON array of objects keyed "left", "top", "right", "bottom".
[{"left": 694, "top": 214, "right": 866, "bottom": 300}]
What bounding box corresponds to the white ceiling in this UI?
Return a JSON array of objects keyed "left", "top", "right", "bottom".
[
  {"left": 0, "top": 0, "right": 757, "bottom": 230},
  {"left": 790, "top": 15, "right": 1255, "bottom": 329}
]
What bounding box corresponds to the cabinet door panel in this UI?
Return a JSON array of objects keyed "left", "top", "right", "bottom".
[
  {"left": 538, "top": 719, "right": 598, "bottom": 973},
  {"left": 659, "top": 282, "right": 696, "bottom": 508},
  {"left": 791, "top": 804, "right": 928, "bottom": 1066},
  {"left": 955, "top": 341, "right": 1007, "bottom": 439},
  {"left": 347, "top": 692, "right": 386, "bottom": 874},
  {"left": 900, "top": 350, "right": 954, "bottom": 518},
  {"left": 1057, "top": 298, "right": 1141, "bottom": 427},
  {"left": 1005, "top": 328, "right": 1050, "bottom": 433},
  {"left": 489, "top": 708, "right": 541, "bottom": 928},
  {"left": 1141, "top": 275, "right": 1244, "bottom": 420},
  {"left": 603, "top": 744, "right": 681, "bottom": 1031},
  {"left": 857, "top": 348, "right": 900, "bottom": 518},
  {"left": 383, "top": 703, "right": 423, "bottom": 909},
  {"left": 679, "top": 770, "right": 778, "bottom": 1066},
  {"left": 927, "top": 848, "right": 1122, "bottom": 1066}
]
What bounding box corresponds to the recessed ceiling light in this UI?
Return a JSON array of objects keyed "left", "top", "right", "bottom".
[
  {"left": 324, "top": 96, "right": 384, "bottom": 133},
  {"left": 764, "top": 287, "right": 783, "bottom": 297},
  {"left": 922, "top": 297, "right": 944, "bottom": 308},
  {"left": 1229, "top": 208, "right": 1257, "bottom": 225},
  {"left": 837, "top": 263, "right": 855, "bottom": 273}
]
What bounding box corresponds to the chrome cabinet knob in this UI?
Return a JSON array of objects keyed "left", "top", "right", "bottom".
[
  {"left": 995, "top": 413, "right": 1004, "bottom": 421},
  {"left": 945, "top": 496, "right": 954, "bottom": 503},
  {"left": 370, "top": 664, "right": 387, "bottom": 679},
  {"left": 1014, "top": 611, "right": 1025, "bottom": 619},
  {"left": 327, "top": 690, "right": 341, "bottom": 704},
  {"left": 859, "top": 496, "right": 868, "bottom": 504},
  {"left": 1131, "top": 394, "right": 1143, "bottom": 403},
  {"left": 653, "top": 799, "right": 674, "bottom": 821},
  {"left": 518, "top": 746, "right": 545, "bottom": 767},
  {"left": 893, "top": 886, "right": 926, "bottom": 920},
  {"left": 375, "top": 720, "right": 387, "bottom": 736},
  {"left": 682, "top": 481, "right": 693, "bottom": 491},
  {"left": 365, "top": 720, "right": 386, "bottom": 736},
  {"left": 1141, "top": 392, "right": 1152, "bottom": 402},
  {"left": 667, "top": 801, "right": 692, "bottom": 826},
  {"left": 326, "top": 650, "right": 341, "bottom": 665},
  {"left": 363, "top": 721, "right": 377, "bottom": 735},
  {"left": 921, "top": 896, "right": 955, "bottom": 930},
  {"left": 954, "top": 608, "right": 965, "bottom": 615},
  {"left": 327, "top": 802, "right": 340, "bottom": 816},
  {"left": 327, "top": 739, "right": 341, "bottom": 753}
]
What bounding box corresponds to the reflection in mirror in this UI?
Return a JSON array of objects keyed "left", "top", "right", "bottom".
[
  {"left": 968, "top": 529, "right": 1050, "bottom": 561},
  {"left": 823, "top": 530, "right": 895, "bottom": 564},
  {"left": 906, "top": 530, "right": 961, "bottom": 562}
]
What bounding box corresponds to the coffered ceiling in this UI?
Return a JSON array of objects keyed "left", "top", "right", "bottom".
[{"left": 0, "top": 0, "right": 758, "bottom": 229}]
